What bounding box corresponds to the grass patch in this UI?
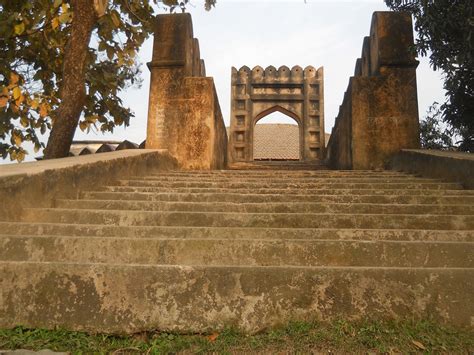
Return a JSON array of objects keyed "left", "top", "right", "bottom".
[{"left": 0, "top": 319, "right": 472, "bottom": 354}]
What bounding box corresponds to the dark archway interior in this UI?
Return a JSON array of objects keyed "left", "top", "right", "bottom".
[{"left": 253, "top": 112, "right": 301, "bottom": 161}]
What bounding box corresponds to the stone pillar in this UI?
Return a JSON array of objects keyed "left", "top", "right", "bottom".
[
  {"left": 145, "top": 13, "right": 228, "bottom": 170},
  {"left": 327, "top": 11, "right": 420, "bottom": 170},
  {"left": 146, "top": 14, "right": 195, "bottom": 150}
]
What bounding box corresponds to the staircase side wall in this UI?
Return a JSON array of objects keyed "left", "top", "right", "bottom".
[
  {"left": 327, "top": 12, "right": 420, "bottom": 170},
  {"left": 0, "top": 150, "right": 177, "bottom": 221},
  {"left": 163, "top": 77, "right": 227, "bottom": 170},
  {"left": 146, "top": 13, "right": 227, "bottom": 170}
]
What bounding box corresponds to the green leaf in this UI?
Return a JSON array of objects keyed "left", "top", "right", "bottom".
[
  {"left": 106, "top": 46, "right": 114, "bottom": 60},
  {"left": 51, "top": 17, "right": 60, "bottom": 30},
  {"left": 14, "top": 23, "right": 25, "bottom": 36},
  {"left": 12, "top": 132, "right": 22, "bottom": 146},
  {"left": 58, "top": 12, "right": 71, "bottom": 24},
  {"left": 12, "top": 87, "right": 22, "bottom": 100},
  {"left": 16, "top": 149, "right": 26, "bottom": 162},
  {"left": 111, "top": 11, "right": 121, "bottom": 28},
  {"left": 0, "top": 97, "right": 8, "bottom": 108},
  {"left": 79, "top": 121, "right": 88, "bottom": 131},
  {"left": 20, "top": 116, "right": 29, "bottom": 128}
]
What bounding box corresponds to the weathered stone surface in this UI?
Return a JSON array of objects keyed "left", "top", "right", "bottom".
[
  {"left": 327, "top": 12, "right": 420, "bottom": 169},
  {"left": 0, "top": 150, "right": 177, "bottom": 220},
  {"left": 1, "top": 222, "right": 472, "bottom": 242},
  {"left": 229, "top": 65, "right": 325, "bottom": 163},
  {"left": 1, "top": 236, "right": 472, "bottom": 268},
  {"left": 390, "top": 149, "right": 474, "bottom": 189},
  {"left": 0, "top": 263, "right": 472, "bottom": 333},
  {"left": 0, "top": 168, "right": 473, "bottom": 332},
  {"left": 161, "top": 77, "right": 227, "bottom": 170},
  {"left": 145, "top": 13, "right": 227, "bottom": 169}
]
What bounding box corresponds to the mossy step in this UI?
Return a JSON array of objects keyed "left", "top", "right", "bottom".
[
  {"left": 100, "top": 186, "right": 473, "bottom": 196},
  {"left": 55, "top": 199, "right": 474, "bottom": 215},
  {"left": 0, "top": 262, "right": 472, "bottom": 332},
  {"left": 112, "top": 180, "right": 462, "bottom": 190},
  {"left": 1, "top": 223, "right": 471, "bottom": 242},
  {"left": 21, "top": 209, "right": 474, "bottom": 230},
  {"left": 82, "top": 191, "right": 474, "bottom": 204},
  {"left": 1, "top": 235, "right": 472, "bottom": 268}
]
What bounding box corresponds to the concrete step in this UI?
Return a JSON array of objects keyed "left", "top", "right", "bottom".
[
  {"left": 1, "top": 262, "right": 472, "bottom": 332},
  {"left": 1, "top": 235, "right": 472, "bottom": 268},
  {"left": 99, "top": 186, "right": 473, "bottom": 196},
  {"left": 82, "top": 191, "right": 474, "bottom": 205},
  {"left": 149, "top": 170, "right": 413, "bottom": 178},
  {"left": 228, "top": 162, "right": 328, "bottom": 170},
  {"left": 130, "top": 176, "right": 440, "bottom": 184},
  {"left": 21, "top": 209, "right": 474, "bottom": 230},
  {"left": 55, "top": 199, "right": 474, "bottom": 215},
  {"left": 112, "top": 180, "right": 462, "bottom": 190},
  {"left": 1, "top": 222, "right": 472, "bottom": 242}
]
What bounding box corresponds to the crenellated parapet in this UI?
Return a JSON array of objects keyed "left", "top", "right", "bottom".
[
  {"left": 232, "top": 65, "right": 321, "bottom": 84},
  {"left": 229, "top": 65, "right": 325, "bottom": 163}
]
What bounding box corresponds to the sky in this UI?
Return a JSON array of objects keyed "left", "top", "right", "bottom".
[{"left": 2, "top": 0, "right": 446, "bottom": 163}]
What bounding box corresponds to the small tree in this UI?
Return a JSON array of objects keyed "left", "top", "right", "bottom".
[
  {"left": 384, "top": 0, "right": 473, "bottom": 152},
  {"left": 420, "top": 103, "right": 453, "bottom": 150}
]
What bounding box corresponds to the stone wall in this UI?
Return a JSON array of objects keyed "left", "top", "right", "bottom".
[
  {"left": 390, "top": 149, "right": 474, "bottom": 189},
  {"left": 0, "top": 150, "right": 177, "bottom": 221},
  {"left": 327, "top": 12, "right": 420, "bottom": 170},
  {"left": 146, "top": 14, "right": 227, "bottom": 170}
]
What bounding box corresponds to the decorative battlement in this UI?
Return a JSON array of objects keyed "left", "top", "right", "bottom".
[{"left": 232, "top": 66, "right": 323, "bottom": 83}]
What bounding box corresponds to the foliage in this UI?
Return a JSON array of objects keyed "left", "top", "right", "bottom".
[
  {"left": 420, "top": 102, "right": 454, "bottom": 149},
  {"left": 0, "top": 319, "right": 472, "bottom": 353},
  {"left": 0, "top": 0, "right": 216, "bottom": 161},
  {"left": 384, "top": 0, "right": 474, "bottom": 152}
]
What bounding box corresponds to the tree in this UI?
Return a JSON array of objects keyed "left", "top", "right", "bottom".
[
  {"left": 0, "top": 0, "right": 216, "bottom": 161},
  {"left": 384, "top": 0, "right": 474, "bottom": 152},
  {"left": 419, "top": 103, "right": 453, "bottom": 150}
]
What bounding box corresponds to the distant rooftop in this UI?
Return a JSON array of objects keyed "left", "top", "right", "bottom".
[{"left": 254, "top": 124, "right": 300, "bottom": 160}]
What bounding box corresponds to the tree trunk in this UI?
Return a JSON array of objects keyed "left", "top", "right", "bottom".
[{"left": 44, "top": 0, "right": 97, "bottom": 159}]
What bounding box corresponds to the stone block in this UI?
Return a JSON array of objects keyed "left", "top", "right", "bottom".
[
  {"left": 370, "top": 12, "right": 417, "bottom": 75},
  {"left": 163, "top": 77, "right": 227, "bottom": 170}
]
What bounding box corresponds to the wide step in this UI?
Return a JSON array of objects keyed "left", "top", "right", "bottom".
[
  {"left": 0, "top": 262, "right": 471, "bottom": 333},
  {"left": 1, "top": 235, "right": 472, "bottom": 267}
]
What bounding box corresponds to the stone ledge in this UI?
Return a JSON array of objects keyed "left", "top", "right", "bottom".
[
  {"left": 389, "top": 149, "right": 474, "bottom": 189},
  {"left": 0, "top": 150, "right": 177, "bottom": 220}
]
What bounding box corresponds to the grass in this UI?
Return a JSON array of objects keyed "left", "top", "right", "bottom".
[{"left": 0, "top": 319, "right": 472, "bottom": 354}]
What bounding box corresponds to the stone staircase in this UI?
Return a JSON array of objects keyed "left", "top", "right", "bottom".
[{"left": 0, "top": 168, "right": 473, "bottom": 333}]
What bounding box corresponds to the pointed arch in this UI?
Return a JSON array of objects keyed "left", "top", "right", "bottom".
[{"left": 254, "top": 105, "right": 301, "bottom": 125}]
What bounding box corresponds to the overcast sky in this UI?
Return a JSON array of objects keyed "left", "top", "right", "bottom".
[{"left": 3, "top": 0, "right": 446, "bottom": 163}]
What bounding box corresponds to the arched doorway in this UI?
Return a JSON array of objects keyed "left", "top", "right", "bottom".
[
  {"left": 253, "top": 110, "right": 301, "bottom": 161},
  {"left": 228, "top": 65, "right": 325, "bottom": 163}
]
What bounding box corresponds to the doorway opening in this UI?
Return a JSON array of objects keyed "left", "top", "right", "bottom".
[{"left": 253, "top": 111, "right": 301, "bottom": 161}]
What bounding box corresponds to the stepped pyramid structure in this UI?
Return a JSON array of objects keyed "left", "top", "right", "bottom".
[{"left": 0, "top": 12, "right": 472, "bottom": 334}]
